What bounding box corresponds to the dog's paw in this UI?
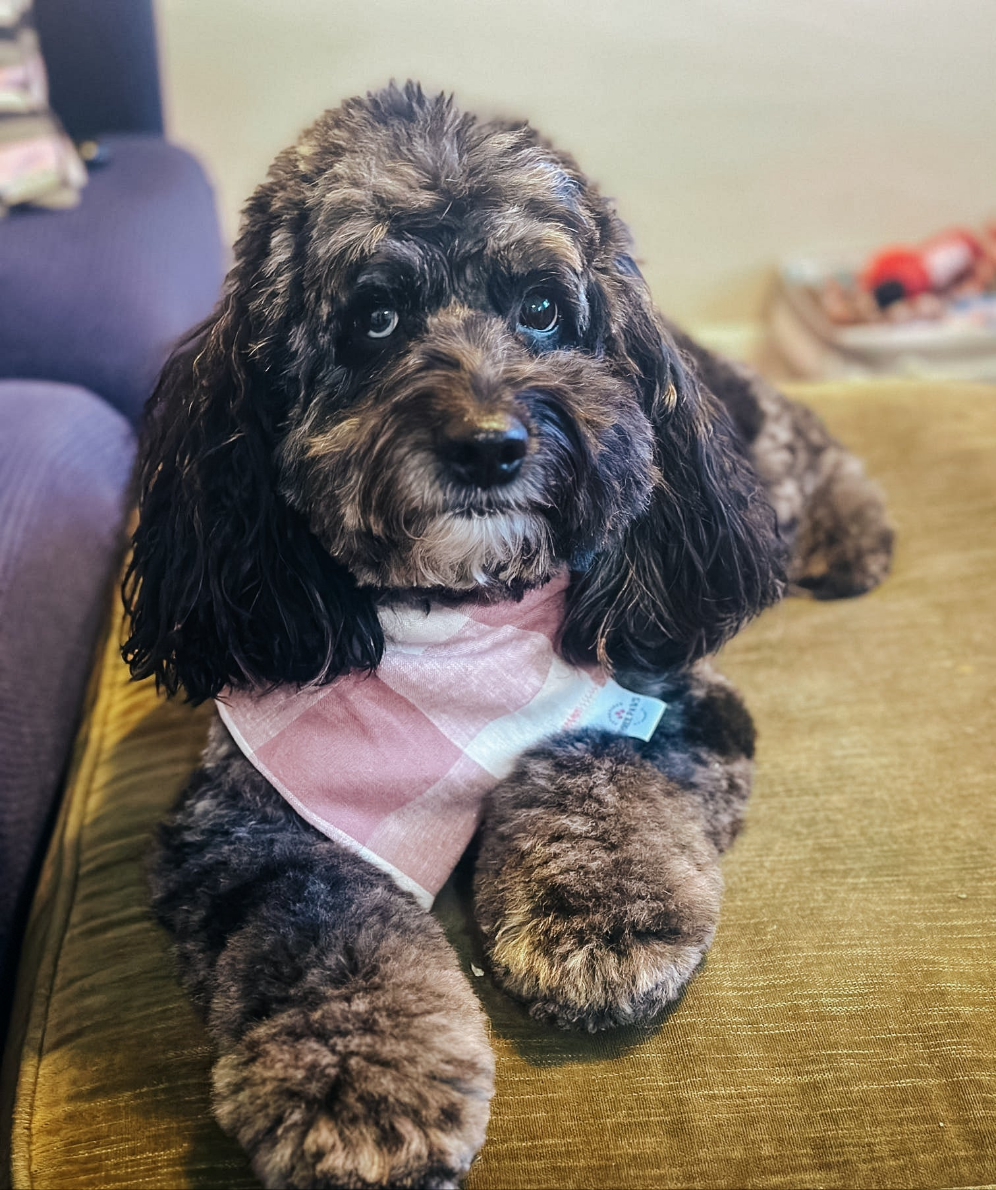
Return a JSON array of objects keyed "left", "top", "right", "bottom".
[
  {"left": 211, "top": 965, "right": 494, "bottom": 1189},
  {"left": 790, "top": 453, "right": 894, "bottom": 599},
  {"left": 474, "top": 737, "right": 723, "bottom": 1031}
]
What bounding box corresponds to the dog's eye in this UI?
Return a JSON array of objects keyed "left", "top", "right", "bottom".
[
  {"left": 364, "top": 307, "right": 399, "bottom": 339},
  {"left": 518, "top": 292, "right": 559, "bottom": 334}
]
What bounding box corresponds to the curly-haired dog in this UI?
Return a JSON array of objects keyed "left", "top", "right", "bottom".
[{"left": 123, "top": 83, "right": 893, "bottom": 1189}]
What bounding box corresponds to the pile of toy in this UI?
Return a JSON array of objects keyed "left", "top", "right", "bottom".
[{"left": 816, "top": 223, "right": 996, "bottom": 327}]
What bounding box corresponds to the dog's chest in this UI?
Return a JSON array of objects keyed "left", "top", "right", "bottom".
[{"left": 217, "top": 571, "right": 665, "bottom": 907}]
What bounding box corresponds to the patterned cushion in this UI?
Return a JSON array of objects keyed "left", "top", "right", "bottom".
[
  {"left": 0, "top": 0, "right": 84, "bottom": 211},
  {"left": 3, "top": 381, "right": 995, "bottom": 1189}
]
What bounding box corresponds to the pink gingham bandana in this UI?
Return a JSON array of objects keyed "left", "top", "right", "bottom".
[{"left": 217, "top": 571, "right": 666, "bottom": 907}]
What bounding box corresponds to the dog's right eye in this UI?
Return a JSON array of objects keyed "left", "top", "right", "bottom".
[
  {"left": 518, "top": 291, "right": 559, "bottom": 335},
  {"left": 362, "top": 307, "right": 399, "bottom": 339}
]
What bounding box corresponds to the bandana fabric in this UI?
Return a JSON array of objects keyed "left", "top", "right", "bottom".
[{"left": 217, "top": 571, "right": 666, "bottom": 907}]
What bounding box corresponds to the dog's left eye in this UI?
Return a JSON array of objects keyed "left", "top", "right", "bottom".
[
  {"left": 363, "top": 307, "right": 399, "bottom": 339},
  {"left": 518, "top": 292, "right": 559, "bottom": 335}
]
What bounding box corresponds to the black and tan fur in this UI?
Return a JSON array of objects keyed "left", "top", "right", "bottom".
[{"left": 124, "top": 84, "right": 892, "bottom": 1189}]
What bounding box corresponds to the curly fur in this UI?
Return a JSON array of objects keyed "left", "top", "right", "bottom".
[
  {"left": 122, "top": 83, "right": 785, "bottom": 704},
  {"left": 153, "top": 723, "right": 493, "bottom": 1190},
  {"left": 125, "top": 83, "right": 893, "bottom": 1188},
  {"left": 663, "top": 323, "right": 895, "bottom": 598},
  {"left": 475, "top": 729, "right": 725, "bottom": 1031}
]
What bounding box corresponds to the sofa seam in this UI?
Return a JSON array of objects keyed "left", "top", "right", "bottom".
[{"left": 16, "top": 583, "right": 124, "bottom": 1190}]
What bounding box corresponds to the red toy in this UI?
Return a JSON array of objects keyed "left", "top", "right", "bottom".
[{"left": 862, "top": 228, "right": 984, "bottom": 307}]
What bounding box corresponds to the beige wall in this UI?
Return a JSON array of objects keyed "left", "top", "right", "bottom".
[{"left": 156, "top": 0, "right": 996, "bottom": 333}]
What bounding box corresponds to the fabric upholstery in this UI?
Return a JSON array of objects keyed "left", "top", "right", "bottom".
[
  {"left": 3, "top": 381, "right": 995, "bottom": 1189},
  {"left": 0, "top": 134, "right": 223, "bottom": 424},
  {"left": 32, "top": 0, "right": 163, "bottom": 140},
  {"left": 0, "top": 381, "right": 135, "bottom": 989}
]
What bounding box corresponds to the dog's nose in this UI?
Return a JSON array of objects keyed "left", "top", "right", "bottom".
[{"left": 440, "top": 416, "right": 528, "bottom": 488}]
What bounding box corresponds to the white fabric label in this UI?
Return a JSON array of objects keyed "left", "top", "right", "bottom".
[{"left": 578, "top": 678, "right": 667, "bottom": 742}]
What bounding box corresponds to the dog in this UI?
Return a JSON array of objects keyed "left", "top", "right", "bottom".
[{"left": 122, "top": 82, "right": 893, "bottom": 1189}]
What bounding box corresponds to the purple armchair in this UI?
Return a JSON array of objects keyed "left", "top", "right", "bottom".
[{"left": 0, "top": 0, "right": 224, "bottom": 1007}]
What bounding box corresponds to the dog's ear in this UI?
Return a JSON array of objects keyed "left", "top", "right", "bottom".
[
  {"left": 561, "top": 255, "right": 785, "bottom": 675},
  {"left": 122, "top": 286, "right": 383, "bottom": 704}
]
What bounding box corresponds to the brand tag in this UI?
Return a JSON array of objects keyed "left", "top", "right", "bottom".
[{"left": 579, "top": 678, "right": 667, "bottom": 742}]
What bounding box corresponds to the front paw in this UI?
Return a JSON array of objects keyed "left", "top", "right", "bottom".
[
  {"left": 212, "top": 963, "right": 494, "bottom": 1189},
  {"left": 474, "top": 736, "right": 723, "bottom": 1032}
]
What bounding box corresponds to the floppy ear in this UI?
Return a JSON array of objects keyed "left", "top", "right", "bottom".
[
  {"left": 561, "top": 259, "right": 785, "bottom": 676},
  {"left": 122, "top": 290, "right": 383, "bottom": 704}
]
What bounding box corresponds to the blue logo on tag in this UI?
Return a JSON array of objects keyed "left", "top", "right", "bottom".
[{"left": 608, "top": 698, "right": 647, "bottom": 731}]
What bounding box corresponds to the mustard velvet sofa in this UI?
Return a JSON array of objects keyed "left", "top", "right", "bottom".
[{"left": 2, "top": 380, "right": 995, "bottom": 1190}]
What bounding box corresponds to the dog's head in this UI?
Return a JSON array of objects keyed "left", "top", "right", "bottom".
[{"left": 123, "top": 83, "right": 784, "bottom": 703}]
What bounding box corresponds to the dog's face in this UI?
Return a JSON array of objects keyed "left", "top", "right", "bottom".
[
  {"left": 124, "top": 84, "right": 783, "bottom": 702},
  {"left": 257, "top": 90, "right": 657, "bottom": 591}
]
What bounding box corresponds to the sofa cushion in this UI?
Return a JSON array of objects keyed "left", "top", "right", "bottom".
[
  {"left": 0, "top": 133, "right": 223, "bottom": 424},
  {"left": 0, "top": 381, "right": 135, "bottom": 990},
  {"left": 3, "top": 381, "right": 995, "bottom": 1189},
  {"left": 32, "top": 0, "right": 164, "bottom": 141}
]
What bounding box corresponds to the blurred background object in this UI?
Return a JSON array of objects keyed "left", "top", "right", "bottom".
[
  {"left": 770, "top": 222, "right": 996, "bottom": 382},
  {"left": 0, "top": 0, "right": 86, "bottom": 211},
  {"left": 156, "top": 0, "right": 996, "bottom": 376}
]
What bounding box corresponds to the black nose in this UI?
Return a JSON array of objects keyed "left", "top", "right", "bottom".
[{"left": 440, "top": 418, "right": 528, "bottom": 488}]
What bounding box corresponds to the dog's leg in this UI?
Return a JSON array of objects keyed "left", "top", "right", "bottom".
[
  {"left": 152, "top": 718, "right": 494, "bottom": 1190},
  {"left": 474, "top": 663, "right": 754, "bottom": 1031},
  {"left": 667, "top": 322, "right": 895, "bottom": 598}
]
